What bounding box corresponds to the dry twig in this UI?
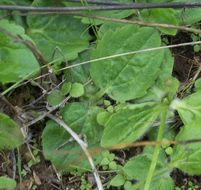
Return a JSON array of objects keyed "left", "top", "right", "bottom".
[
  {"left": 47, "top": 114, "right": 103, "bottom": 190},
  {"left": 1, "top": 3, "right": 201, "bottom": 12}
]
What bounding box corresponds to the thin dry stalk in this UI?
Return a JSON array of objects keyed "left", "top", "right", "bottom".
[
  {"left": 13, "top": 12, "right": 201, "bottom": 34},
  {"left": 47, "top": 114, "right": 103, "bottom": 190},
  {"left": 25, "top": 96, "right": 70, "bottom": 127}
]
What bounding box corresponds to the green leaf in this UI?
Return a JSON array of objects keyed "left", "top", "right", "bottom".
[
  {"left": 0, "top": 176, "right": 16, "bottom": 190},
  {"left": 97, "top": 111, "right": 111, "bottom": 126},
  {"left": 175, "top": 0, "right": 201, "bottom": 25},
  {"left": 171, "top": 120, "right": 201, "bottom": 175},
  {"left": 0, "top": 19, "right": 40, "bottom": 84},
  {"left": 138, "top": 49, "right": 179, "bottom": 102},
  {"left": 150, "top": 177, "right": 174, "bottom": 190},
  {"left": 193, "top": 44, "right": 201, "bottom": 53},
  {"left": 47, "top": 90, "right": 64, "bottom": 106},
  {"left": 173, "top": 90, "right": 201, "bottom": 125},
  {"left": 101, "top": 102, "right": 161, "bottom": 147},
  {"left": 70, "top": 83, "right": 84, "bottom": 98},
  {"left": 90, "top": 26, "right": 164, "bottom": 102},
  {"left": 141, "top": 8, "right": 178, "bottom": 35},
  {"left": 42, "top": 102, "right": 103, "bottom": 171},
  {"left": 0, "top": 113, "right": 24, "bottom": 149},
  {"left": 124, "top": 181, "right": 132, "bottom": 190},
  {"left": 65, "top": 50, "right": 90, "bottom": 84},
  {"left": 143, "top": 146, "right": 168, "bottom": 166},
  {"left": 124, "top": 155, "right": 154, "bottom": 180},
  {"left": 27, "top": 15, "right": 90, "bottom": 62},
  {"left": 98, "top": 23, "right": 125, "bottom": 38},
  {"left": 165, "top": 147, "right": 173, "bottom": 155},
  {"left": 123, "top": 152, "right": 174, "bottom": 190},
  {"left": 61, "top": 82, "right": 72, "bottom": 95},
  {"left": 195, "top": 78, "right": 201, "bottom": 91},
  {"left": 110, "top": 174, "right": 125, "bottom": 187}
]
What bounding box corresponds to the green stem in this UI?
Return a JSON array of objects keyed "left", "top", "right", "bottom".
[
  {"left": 95, "top": 88, "right": 106, "bottom": 99},
  {"left": 144, "top": 105, "right": 168, "bottom": 190}
]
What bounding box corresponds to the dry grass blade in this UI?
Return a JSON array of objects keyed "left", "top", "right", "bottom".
[
  {"left": 49, "top": 139, "right": 201, "bottom": 170},
  {"left": 13, "top": 12, "right": 201, "bottom": 34}
]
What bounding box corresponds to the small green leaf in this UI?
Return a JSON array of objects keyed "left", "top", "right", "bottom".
[
  {"left": 110, "top": 174, "right": 125, "bottom": 187},
  {"left": 165, "top": 147, "right": 173, "bottom": 156},
  {"left": 0, "top": 176, "right": 16, "bottom": 190},
  {"left": 101, "top": 102, "right": 161, "bottom": 147},
  {"left": 106, "top": 105, "right": 114, "bottom": 113},
  {"left": 109, "top": 161, "right": 117, "bottom": 170},
  {"left": 103, "top": 100, "right": 111, "bottom": 107},
  {"left": 100, "top": 157, "right": 110, "bottom": 166},
  {"left": 194, "top": 45, "right": 201, "bottom": 52},
  {"left": 47, "top": 90, "right": 64, "bottom": 106},
  {"left": 61, "top": 82, "right": 72, "bottom": 95},
  {"left": 70, "top": 83, "right": 84, "bottom": 98},
  {"left": 0, "top": 113, "right": 24, "bottom": 149},
  {"left": 97, "top": 112, "right": 111, "bottom": 126}
]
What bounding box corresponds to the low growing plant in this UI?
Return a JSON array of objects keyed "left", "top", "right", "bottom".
[{"left": 1, "top": 0, "right": 201, "bottom": 190}]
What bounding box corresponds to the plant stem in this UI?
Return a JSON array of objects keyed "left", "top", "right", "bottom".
[
  {"left": 95, "top": 88, "right": 106, "bottom": 99},
  {"left": 144, "top": 105, "right": 168, "bottom": 190}
]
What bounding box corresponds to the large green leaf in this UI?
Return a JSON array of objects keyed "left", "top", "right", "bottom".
[
  {"left": 0, "top": 113, "right": 24, "bottom": 149},
  {"left": 101, "top": 102, "right": 161, "bottom": 147},
  {"left": 42, "top": 102, "right": 103, "bottom": 171},
  {"left": 0, "top": 20, "right": 40, "bottom": 84},
  {"left": 27, "top": 15, "right": 90, "bottom": 62},
  {"left": 171, "top": 120, "right": 201, "bottom": 175},
  {"left": 90, "top": 25, "right": 164, "bottom": 102}
]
